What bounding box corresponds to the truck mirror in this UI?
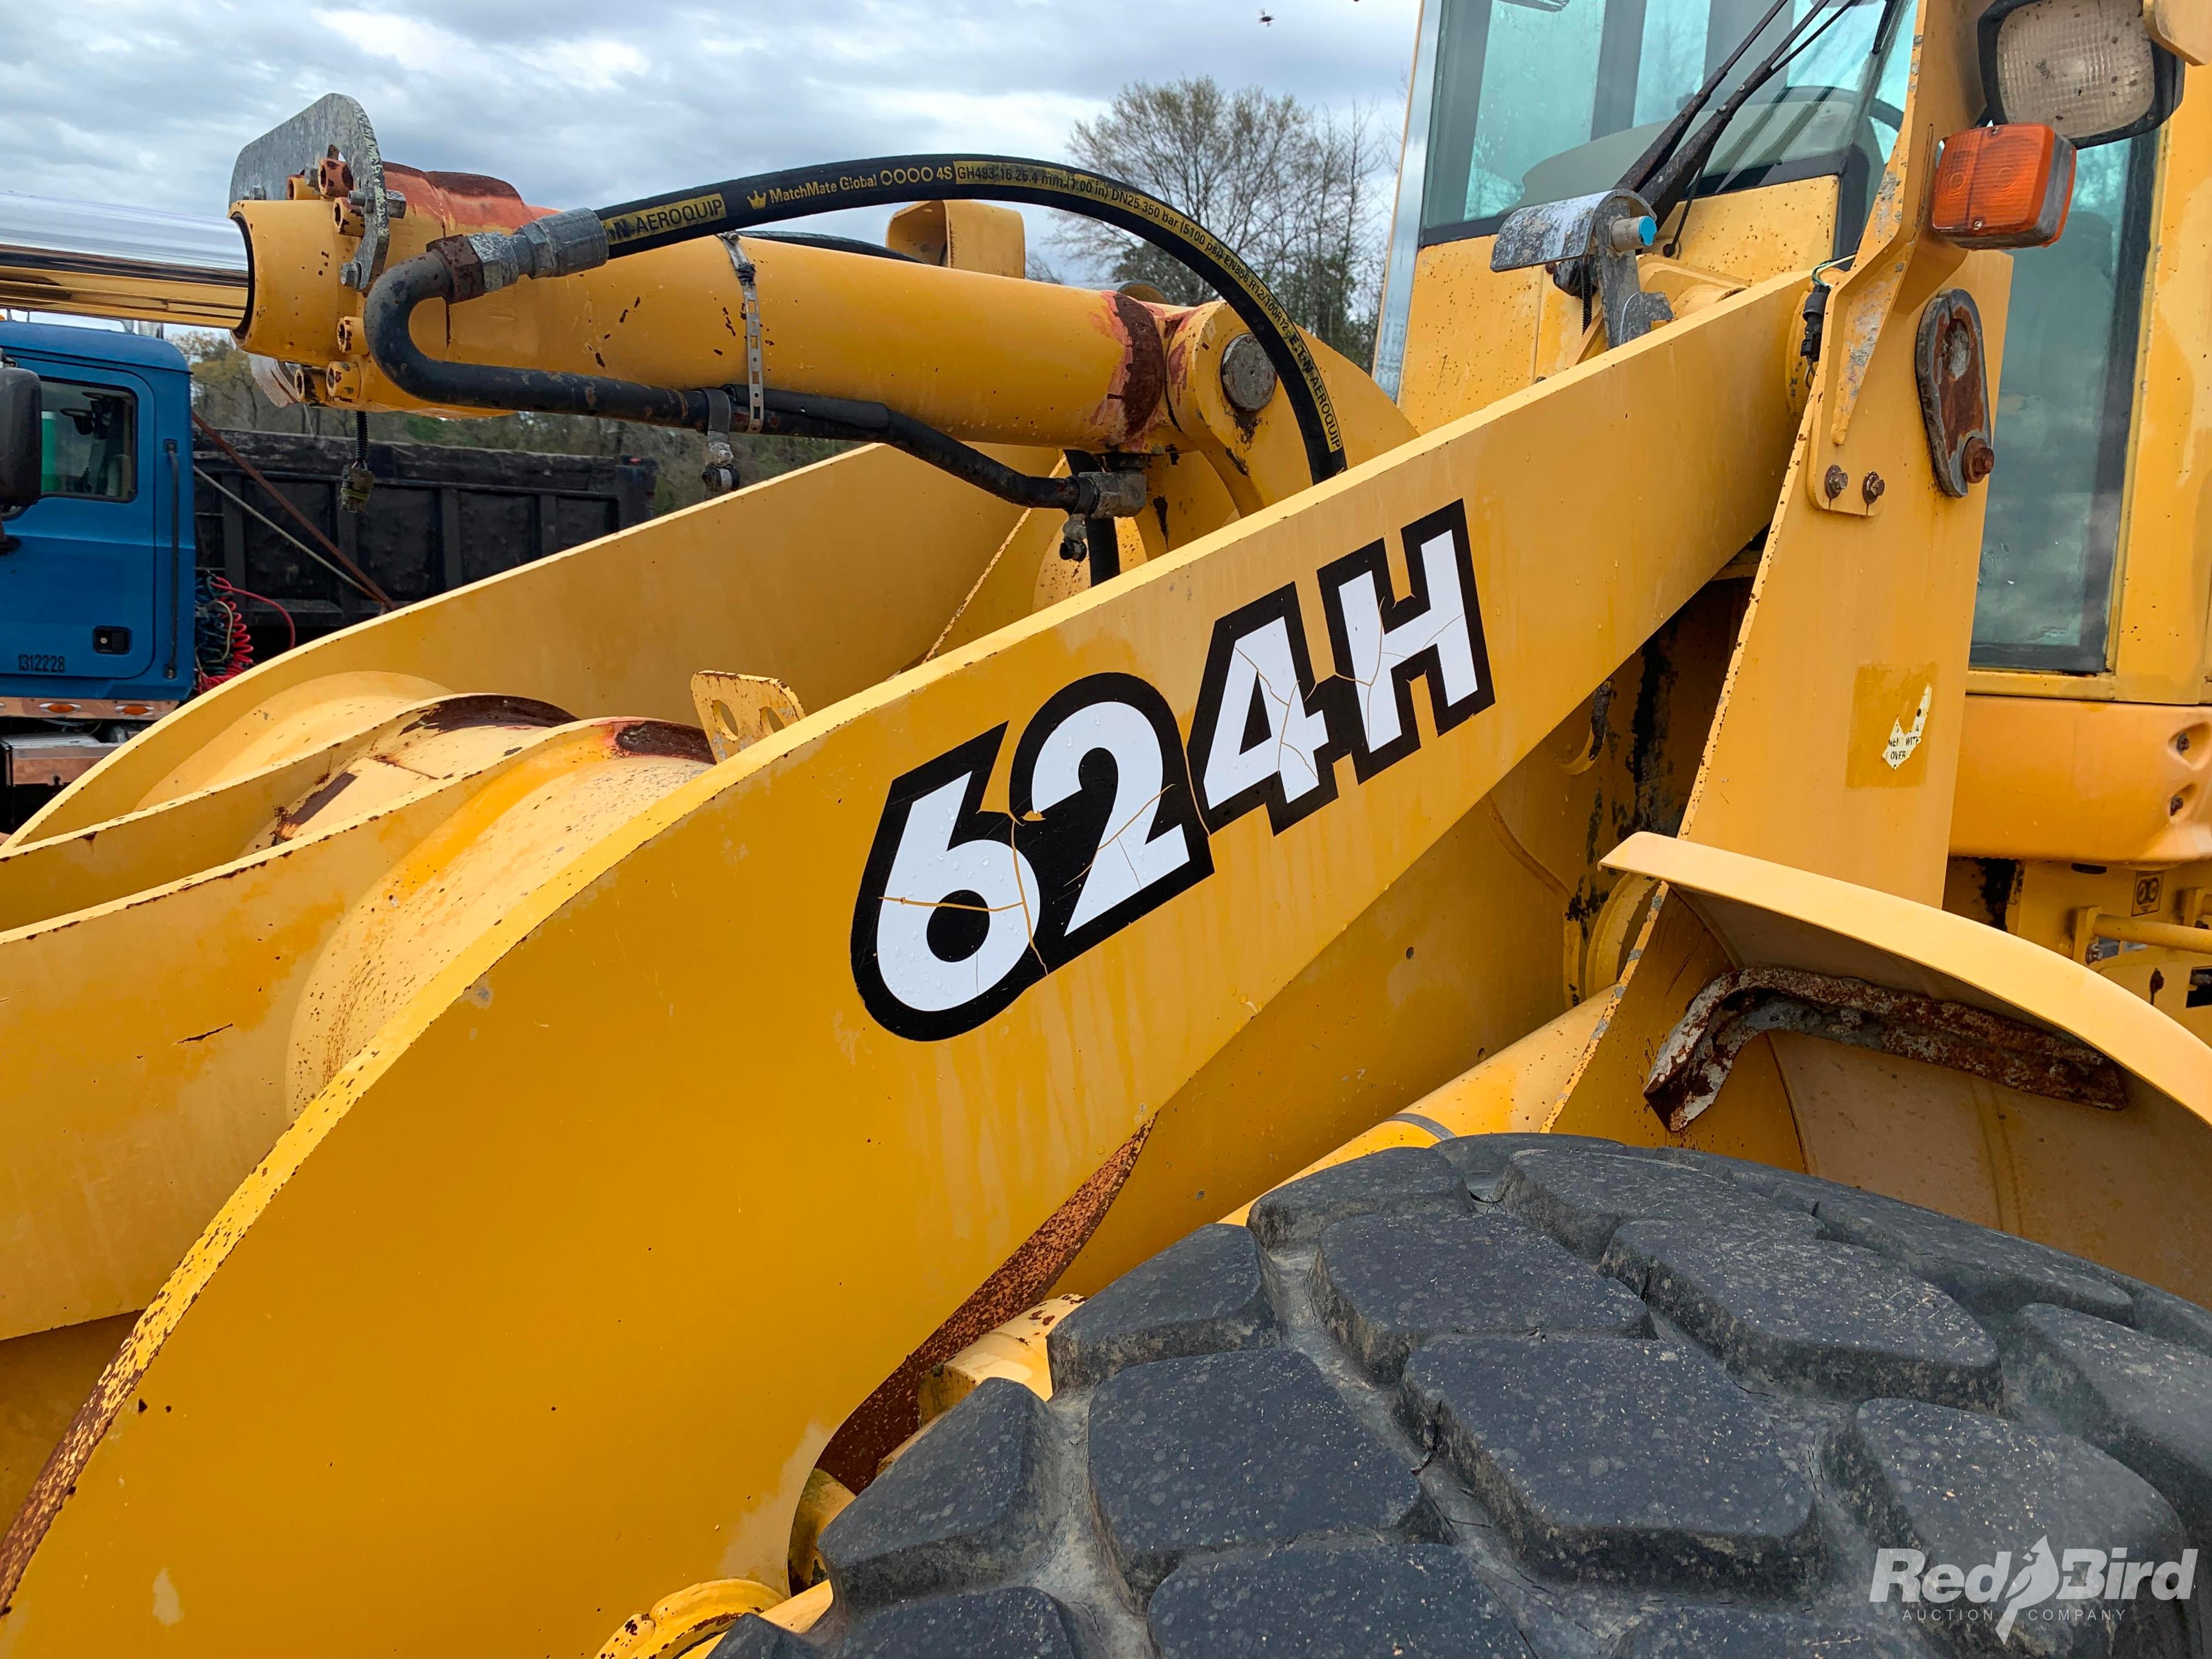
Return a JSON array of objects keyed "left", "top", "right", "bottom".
[{"left": 0, "top": 366, "right": 41, "bottom": 510}]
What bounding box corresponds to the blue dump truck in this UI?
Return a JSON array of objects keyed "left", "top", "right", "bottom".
[{"left": 0, "top": 319, "right": 656, "bottom": 828}]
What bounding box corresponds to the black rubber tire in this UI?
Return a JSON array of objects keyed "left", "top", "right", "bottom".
[{"left": 714, "top": 1135, "right": 2212, "bottom": 1659}]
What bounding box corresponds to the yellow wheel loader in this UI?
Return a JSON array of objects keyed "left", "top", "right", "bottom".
[{"left": 0, "top": 0, "right": 2207, "bottom": 1647}]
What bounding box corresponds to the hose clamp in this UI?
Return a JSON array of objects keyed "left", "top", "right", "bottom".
[
  {"left": 700, "top": 389, "right": 738, "bottom": 496},
  {"left": 719, "top": 236, "right": 766, "bottom": 434}
]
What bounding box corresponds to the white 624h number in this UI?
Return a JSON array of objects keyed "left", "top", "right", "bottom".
[{"left": 851, "top": 502, "right": 1491, "bottom": 1040}]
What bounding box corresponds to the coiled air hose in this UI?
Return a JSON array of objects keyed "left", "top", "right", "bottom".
[{"left": 364, "top": 154, "right": 1346, "bottom": 513}]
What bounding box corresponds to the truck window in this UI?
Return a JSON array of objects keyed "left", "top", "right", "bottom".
[
  {"left": 1968, "top": 137, "right": 2154, "bottom": 673},
  {"left": 1418, "top": 0, "right": 1907, "bottom": 241},
  {"left": 39, "top": 380, "right": 138, "bottom": 502}
]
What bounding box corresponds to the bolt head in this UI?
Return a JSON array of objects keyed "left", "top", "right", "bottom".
[
  {"left": 2176, "top": 732, "right": 2193, "bottom": 754},
  {"left": 1861, "top": 471, "right": 1887, "bottom": 504},
  {"left": 1824, "top": 464, "right": 1849, "bottom": 500},
  {"left": 2172, "top": 794, "right": 2187, "bottom": 816},
  {"left": 1962, "top": 436, "right": 1996, "bottom": 482},
  {"left": 1219, "top": 332, "right": 1279, "bottom": 415}
]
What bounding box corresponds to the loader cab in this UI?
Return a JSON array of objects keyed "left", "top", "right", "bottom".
[
  {"left": 0, "top": 321, "right": 190, "bottom": 717},
  {"left": 1377, "top": 0, "right": 1913, "bottom": 420},
  {"left": 1378, "top": 0, "right": 2174, "bottom": 686}
]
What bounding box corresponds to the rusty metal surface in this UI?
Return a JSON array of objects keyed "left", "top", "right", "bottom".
[
  {"left": 816, "top": 1121, "right": 1150, "bottom": 1491},
  {"left": 1096, "top": 289, "right": 1170, "bottom": 448},
  {"left": 1915, "top": 289, "right": 1996, "bottom": 497},
  {"left": 1645, "top": 964, "right": 2129, "bottom": 1131},
  {"left": 258, "top": 694, "right": 575, "bottom": 847}
]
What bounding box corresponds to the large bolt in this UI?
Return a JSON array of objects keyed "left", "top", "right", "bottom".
[
  {"left": 1862, "top": 471, "right": 1887, "bottom": 505},
  {"left": 1219, "top": 332, "right": 1279, "bottom": 415},
  {"left": 1963, "top": 436, "right": 1996, "bottom": 483},
  {"left": 1608, "top": 214, "right": 1657, "bottom": 252},
  {"left": 1824, "top": 464, "right": 1849, "bottom": 500}
]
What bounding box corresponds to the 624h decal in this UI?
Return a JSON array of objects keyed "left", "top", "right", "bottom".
[{"left": 852, "top": 502, "right": 1491, "bottom": 1040}]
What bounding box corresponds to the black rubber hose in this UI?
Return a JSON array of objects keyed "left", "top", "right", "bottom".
[
  {"left": 367, "top": 253, "right": 696, "bottom": 427},
  {"left": 364, "top": 253, "right": 1096, "bottom": 515},
  {"left": 592, "top": 155, "right": 1347, "bottom": 486}
]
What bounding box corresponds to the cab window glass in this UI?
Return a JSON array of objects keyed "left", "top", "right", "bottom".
[
  {"left": 39, "top": 380, "right": 137, "bottom": 502},
  {"left": 1969, "top": 138, "right": 2153, "bottom": 672},
  {"left": 1421, "top": 0, "right": 1905, "bottom": 238}
]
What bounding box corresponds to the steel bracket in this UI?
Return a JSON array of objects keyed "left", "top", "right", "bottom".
[
  {"left": 229, "top": 93, "right": 396, "bottom": 292},
  {"left": 1491, "top": 188, "right": 1674, "bottom": 347}
]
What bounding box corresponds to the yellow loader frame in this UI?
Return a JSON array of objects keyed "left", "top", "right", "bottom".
[{"left": 0, "top": 0, "right": 2204, "bottom": 1650}]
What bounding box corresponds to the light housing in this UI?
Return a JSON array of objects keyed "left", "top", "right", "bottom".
[
  {"left": 1931, "top": 124, "right": 2078, "bottom": 248},
  {"left": 1979, "top": 0, "right": 2185, "bottom": 146}
]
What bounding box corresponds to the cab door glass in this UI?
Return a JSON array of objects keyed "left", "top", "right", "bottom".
[
  {"left": 1969, "top": 137, "right": 2154, "bottom": 673},
  {"left": 40, "top": 380, "right": 138, "bottom": 501}
]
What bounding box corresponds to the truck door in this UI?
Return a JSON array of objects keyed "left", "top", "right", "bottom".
[{"left": 0, "top": 368, "right": 163, "bottom": 690}]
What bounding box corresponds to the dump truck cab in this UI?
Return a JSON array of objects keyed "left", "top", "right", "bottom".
[{"left": 0, "top": 321, "right": 192, "bottom": 790}]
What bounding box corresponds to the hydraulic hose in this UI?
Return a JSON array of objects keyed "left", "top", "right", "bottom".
[
  {"left": 363, "top": 251, "right": 1124, "bottom": 517},
  {"left": 590, "top": 156, "right": 1346, "bottom": 486}
]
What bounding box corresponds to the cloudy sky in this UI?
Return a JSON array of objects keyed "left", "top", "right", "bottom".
[{"left": 3, "top": 0, "right": 1420, "bottom": 265}]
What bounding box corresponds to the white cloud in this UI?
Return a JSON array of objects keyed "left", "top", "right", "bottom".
[{"left": 1, "top": 0, "right": 1420, "bottom": 271}]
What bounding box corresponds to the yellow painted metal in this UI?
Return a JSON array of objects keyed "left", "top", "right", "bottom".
[
  {"left": 1063, "top": 791, "right": 1580, "bottom": 1289},
  {"left": 0, "top": 1317, "right": 136, "bottom": 1529},
  {"left": 759, "top": 1582, "right": 833, "bottom": 1635},
  {"left": 1677, "top": 107, "right": 2014, "bottom": 903},
  {"left": 1393, "top": 173, "right": 1839, "bottom": 432},
  {"left": 1679, "top": 130, "right": 2013, "bottom": 900},
  {"left": 0, "top": 694, "right": 433, "bottom": 934},
  {"left": 1214, "top": 993, "right": 1617, "bottom": 1226},
  {"left": 17, "top": 442, "right": 1037, "bottom": 843},
  {"left": 885, "top": 200, "right": 1026, "bottom": 276},
  {"left": 785, "top": 1468, "right": 855, "bottom": 1596},
  {"left": 1952, "top": 695, "right": 2212, "bottom": 862},
  {"left": 692, "top": 674, "right": 806, "bottom": 762},
  {"left": 2148, "top": 0, "right": 2212, "bottom": 63},
  {"left": 929, "top": 315, "right": 1417, "bottom": 669},
  {"left": 2078, "top": 909, "right": 2212, "bottom": 957},
  {"left": 0, "top": 275, "right": 1806, "bottom": 1655},
  {"left": 2099, "top": 90, "right": 2212, "bottom": 703},
  {"left": 0, "top": 719, "right": 700, "bottom": 1348},
  {"left": 1973, "top": 854, "right": 2212, "bottom": 1043},
  {"left": 240, "top": 201, "right": 1168, "bottom": 451},
  {"left": 1161, "top": 302, "right": 1419, "bottom": 513},
  {"left": 1601, "top": 831, "right": 2212, "bottom": 1298},
  {"left": 1065, "top": 581, "right": 1745, "bottom": 1291},
  {"left": 928, "top": 494, "right": 1085, "bottom": 660},
  {"left": 918, "top": 1295, "right": 1081, "bottom": 1421},
  {"left": 590, "top": 1578, "right": 783, "bottom": 1659}
]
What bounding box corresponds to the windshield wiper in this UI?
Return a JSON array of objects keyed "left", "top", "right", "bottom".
[{"left": 1623, "top": 0, "right": 1863, "bottom": 230}]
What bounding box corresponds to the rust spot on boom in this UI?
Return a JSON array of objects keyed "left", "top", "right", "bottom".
[{"left": 817, "top": 1120, "right": 1153, "bottom": 1491}]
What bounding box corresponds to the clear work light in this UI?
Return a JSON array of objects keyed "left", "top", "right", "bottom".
[{"left": 1978, "top": 0, "right": 2188, "bottom": 145}]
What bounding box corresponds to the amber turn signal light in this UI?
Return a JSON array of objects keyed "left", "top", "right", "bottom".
[{"left": 1931, "top": 124, "right": 2076, "bottom": 248}]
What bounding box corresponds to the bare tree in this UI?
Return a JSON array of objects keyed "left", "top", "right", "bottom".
[{"left": 1061, "top": 77, "right": 1392, "bottom": 364}]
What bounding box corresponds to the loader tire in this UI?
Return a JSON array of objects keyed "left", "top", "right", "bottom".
[{"left": 715, "top": 1136, "right": 2212, "bottom": 1659}]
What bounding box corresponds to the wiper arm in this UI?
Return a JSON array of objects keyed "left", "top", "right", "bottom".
[
  {"left": 1642, "top": 0, "right": 1861, "bottom": 226},
  {"left": 1619, "top": 0, "right": 1798, "bottom": 198}
]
